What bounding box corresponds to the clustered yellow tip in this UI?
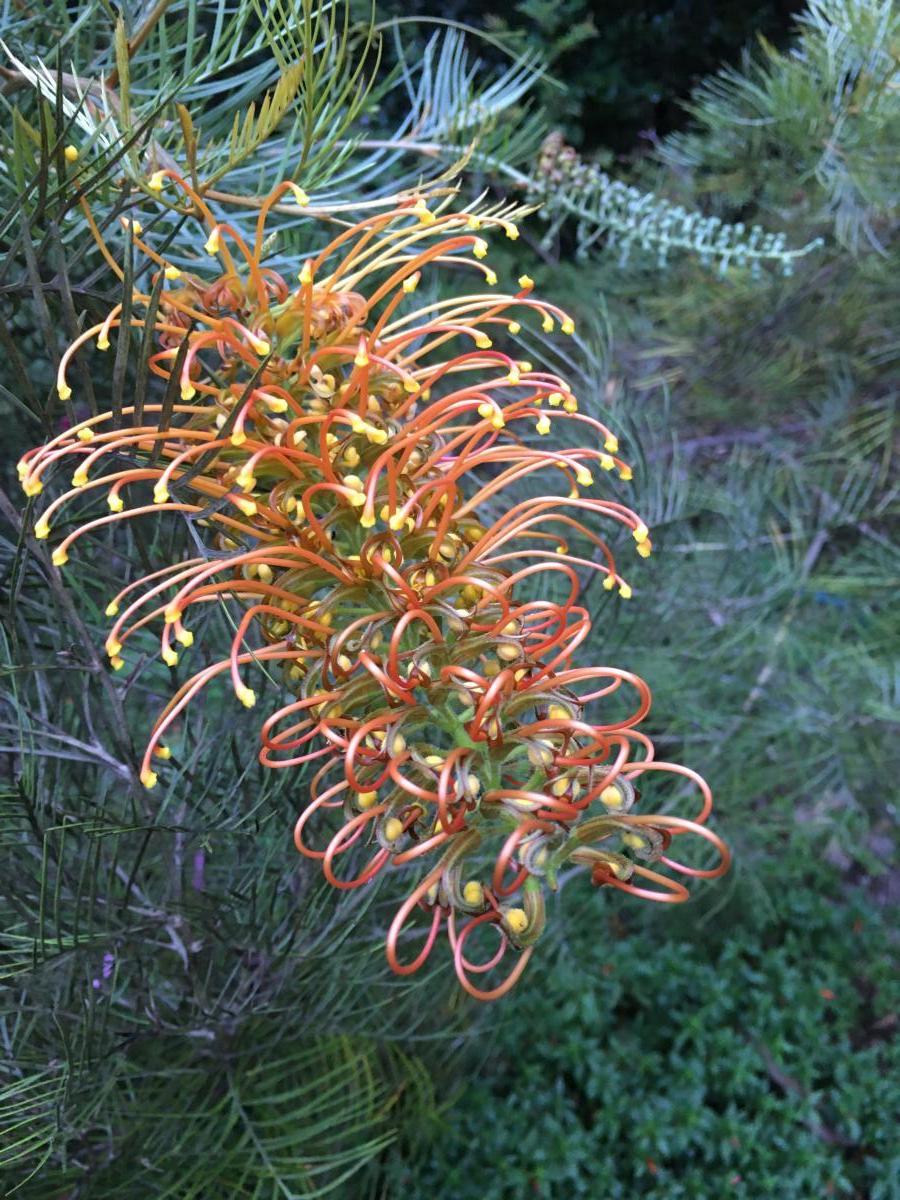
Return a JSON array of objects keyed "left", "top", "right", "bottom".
[
  {"left": 600, "top": 785, "right": 624, "bottom": 808},
  {"left": 384, "top": 817, "right": 405, "bottom": 842},
  {"left": 503, "top": 908, "right": 528, "bottom": 935}
]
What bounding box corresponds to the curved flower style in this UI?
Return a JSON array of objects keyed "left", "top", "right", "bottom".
[{"left": 21, "top": 173, "right": 729, "bottom": 1000}]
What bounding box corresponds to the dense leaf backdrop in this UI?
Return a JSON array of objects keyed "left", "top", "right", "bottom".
[{"left": 1, "top": 0, "right": 896, "bottom": 1195}]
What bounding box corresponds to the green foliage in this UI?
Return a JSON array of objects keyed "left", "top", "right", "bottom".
[
  {"left": 0, "top": 521, "right": 452, "bottom": 1191},
  {"left": 661, "top": 0, "right": 900, "bottom": 251},
  {"left": 387, "top": 872, "right": 899, "bottom": 1199},
  {"left": 375, "top": 0, "right": 805, "bottom": 150}
]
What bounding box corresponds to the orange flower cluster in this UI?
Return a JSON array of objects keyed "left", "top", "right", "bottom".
[{"left": 20, "top": 174, "right": 728, "bottom": 999}]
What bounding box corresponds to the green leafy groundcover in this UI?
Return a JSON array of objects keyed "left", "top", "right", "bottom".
[{"left": 388, "top": 869, "right": 899, "bottom": 1199}]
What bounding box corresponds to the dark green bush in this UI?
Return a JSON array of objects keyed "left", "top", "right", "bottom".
[{"left": 389, "top": 871, "right": 899, "bottom": 1198}]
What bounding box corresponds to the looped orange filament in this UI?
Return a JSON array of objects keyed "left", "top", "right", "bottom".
[{"left": 23, "top": 174, "right": 728, "bottom": 999}]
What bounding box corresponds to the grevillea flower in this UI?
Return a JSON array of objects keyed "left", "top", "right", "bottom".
[{"left": 21, "top": 174, "right": 729, "bottom": 999}]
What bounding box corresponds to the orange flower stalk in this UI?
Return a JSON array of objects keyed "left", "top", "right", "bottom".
[{"left": 22, "top": 175, "right": 729, "bottom": 999}]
